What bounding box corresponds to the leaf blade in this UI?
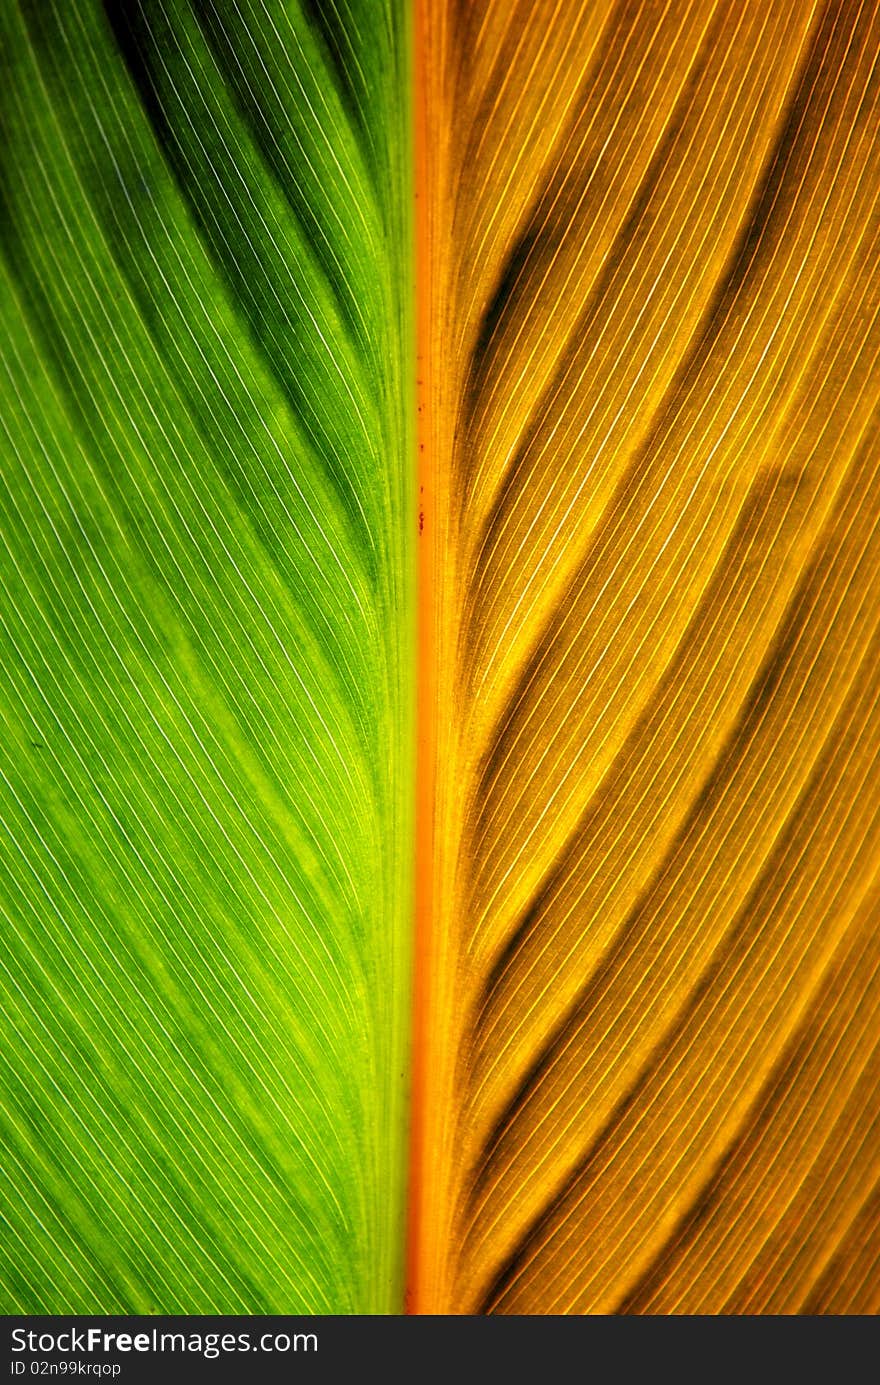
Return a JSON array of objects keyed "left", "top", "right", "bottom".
[
  {"left": 411, "top": 0, "right": 880, "bottom": 1314},
  {"left": 0, "top": 0, "right": 413, "bottom": 1314}
]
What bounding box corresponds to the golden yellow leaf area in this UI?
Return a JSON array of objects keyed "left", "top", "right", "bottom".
[{"left": 410, "top": 0, "right": 880, "bottom": 1313}]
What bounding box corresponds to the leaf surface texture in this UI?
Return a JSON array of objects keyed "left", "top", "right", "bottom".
[{"left": 410, "top": 0, "right": 880, "bottom": 1314}]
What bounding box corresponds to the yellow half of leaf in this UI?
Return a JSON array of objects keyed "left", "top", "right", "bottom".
[{"left": 411, "top": 0, "right": 880, "bottom": 1314}]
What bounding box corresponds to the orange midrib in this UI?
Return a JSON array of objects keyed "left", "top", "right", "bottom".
[
  {"left": 406, "top": 0, "right": 435, "bottom": 1313},
  {"left": 408, "top": 0, "right": 466, "bottom": 1314}
]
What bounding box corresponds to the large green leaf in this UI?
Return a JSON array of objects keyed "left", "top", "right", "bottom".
[{"left": 0, "top": 0, "right": 413, "bottom": 1313}]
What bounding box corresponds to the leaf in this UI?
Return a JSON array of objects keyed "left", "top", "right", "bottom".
[
  {"left": 0, "top": 0, "right": 413, "bottom": 1313},
  {"left": 410, "top": 0, "right": 880, "bottom": 1313}
]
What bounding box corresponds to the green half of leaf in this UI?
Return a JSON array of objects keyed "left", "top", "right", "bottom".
[{"left": 0, "top": 0, "right": 414, "bottom": 1314}]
